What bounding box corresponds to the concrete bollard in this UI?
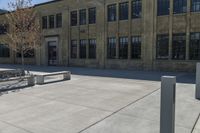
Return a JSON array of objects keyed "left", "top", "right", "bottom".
[
  {"left": 160, "top": 76, "right": 176, "bottom": 133},
  {"left": 196, "top": 63, "right": 200, "bottom": 100}
]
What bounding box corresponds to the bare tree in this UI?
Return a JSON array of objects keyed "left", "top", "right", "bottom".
[{"left": 3, "top": 0, "right": 41, "bottom": 69}]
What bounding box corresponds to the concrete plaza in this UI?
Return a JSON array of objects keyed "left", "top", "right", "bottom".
[{"left": 0, "top": 64, "right": 199, "bottom": 133}]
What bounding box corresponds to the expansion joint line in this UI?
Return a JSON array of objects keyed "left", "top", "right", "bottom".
[
  {"left": 0, "top": 120, "right": 35, "bottom": 133},
  {"left": 191, "top": 112, "right": 200, "bottom": 133},
  {"left": 78, "top": 88, "right": 161, "bottom": 133}
]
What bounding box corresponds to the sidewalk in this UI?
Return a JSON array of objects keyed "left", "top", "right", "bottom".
[{"left": 0, "top": 64, "right": 199, "bottom": 133}]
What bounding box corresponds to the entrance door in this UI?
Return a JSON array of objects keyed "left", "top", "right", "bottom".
[{"left": 48, "top": 41, "right": 57, "bottom": 66}]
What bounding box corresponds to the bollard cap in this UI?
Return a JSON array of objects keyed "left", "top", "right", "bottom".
[
  {"left": 162, "top": 76, "right": 176, "bottom": 79},
  {"left": 161, "top": 76, "right": 176, "bottom": 82}
]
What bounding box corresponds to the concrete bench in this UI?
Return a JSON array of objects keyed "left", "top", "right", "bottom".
[
  {"left": 0, "top": 75, "right": 35, "bottom": 86},
  {"left": 36, "top": 71, "right": 71, "bottom": 85}
]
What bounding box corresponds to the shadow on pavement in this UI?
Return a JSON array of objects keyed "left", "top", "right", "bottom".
[{"left": 0, "top": 64, "right": 195, "bottom": 84}]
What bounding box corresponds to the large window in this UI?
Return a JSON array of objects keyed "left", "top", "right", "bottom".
[
  {"left": 89, "top": 8, "right": 96, "bottom": 24},
  {"left": 0, "top": 44, "right": 10, "bottom": 57},
  {"left": 71, "top": 40, "right": 77, "bottom": 59},
  {"left": 56, "top": 13, "right": 62, "bottom": 28},
  {"left": 172, "top": 33, "right": 186, "bottom": 60},
  {"left": 132, "top": 36, "right": 141, "bottom": 59},
  {"left": 132, "top": 0, "right": 142, "bottom": 19},
  {"left": 173, "top": 0, "right": 187, "bottom": 14},
  {"left": 107, "top": 37, "right": 116, "bottom": 59},
  {"left": 42, "top": 16, "right": 47, "bottom": 29},
  {"left": 17, "top": 49, "right": 35, "bottom": 58},
  {"left": 89, "top": 39, "right": 96, "bottom": 59},
  {"left": 190, "top": 33, "right": 200, "bottom": 60},
  {"left": 0, "top": 24, "right": 8, "bottom": 34},
  {"left": 80, "top": 39, "right": 87, "bottom": 59},
  {"left": 79, "top": 9, "right": 86, "bottom": 25},
  {"left": 119, "top": 37, "right": 128, "bottom": 59},
  {"left": 119, "top": 2, "right": 129, "bottom": 20},
  {"left": 71, "top": 11, "right": 77, "bottom": 26},
  {"left": 108, "top": 4, "right": 116, "bottom": 22},
  {"left": 157, "top": 0, "right": 170, "bottom": 16},
  {"left": 156, "top": 34, "right": 169, "bottom": 59},
  {"left": 49, "top": 15, "right": 55, "bottom": 29},
  {"left": 191, "top": 0, "right": 200, "bottom": 12}
]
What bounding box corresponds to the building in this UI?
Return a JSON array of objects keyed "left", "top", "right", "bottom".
[
  {"left": 0, "top": 9, "right": 7, "bottom": 14},
  {"left": 0, "top": 0, "right": 200, "bottom": 72}
]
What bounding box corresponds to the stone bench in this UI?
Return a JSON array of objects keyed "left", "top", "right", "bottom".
[
  {"left": 36, "top": 71, "right": 71, "bottom": 85},
  {"left": 0, "top": 75, "right": 35, "bottom": 86}
]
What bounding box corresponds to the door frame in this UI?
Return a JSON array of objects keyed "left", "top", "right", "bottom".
[
  {"left": 44, "top": 37, "right": 59, "bottom": 66},
  {"left": 48, "top": 41, "right": 58, "bottom": 66}
]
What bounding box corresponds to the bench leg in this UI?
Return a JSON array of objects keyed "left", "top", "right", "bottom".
[
  {"left": 36, "top": 75, "right": 44, "bottom": 85},
  {"left": 63, "top": 72, "right": 71, "bottom": 80},
  {"left": 27, "top": 76, "right": 35, "bottom": 86}
]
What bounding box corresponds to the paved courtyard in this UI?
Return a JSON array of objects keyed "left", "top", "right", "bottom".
[{"left": 0, "top": 64, "right": 199, "bottom": 133}]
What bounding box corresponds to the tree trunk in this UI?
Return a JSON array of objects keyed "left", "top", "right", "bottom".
[{"left": 21, "top": 50, "right": 24, "bottom": 70}]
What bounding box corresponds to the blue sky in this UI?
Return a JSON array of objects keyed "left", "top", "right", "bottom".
[{"left": 0, "top": 0, "right": 50, "bottom": 9}]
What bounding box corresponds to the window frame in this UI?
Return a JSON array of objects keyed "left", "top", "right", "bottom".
[
  {"left": 172, "top": 33, "right": 186, "bottom": 60},
  {"left": 71, "top": 11, "right": 78, "bottom": 26},
  {"left": 56, "top": 13, "right": 62, "bottom": 28},
  {"left": 79, "top": 9, "right": 87, "bottom": 25},
  {"left": 190, "top": 32, "right": 200, "bottom": 60},
  {"left": 89, "top": 7, "right": 96, "bottom": 24},
  {"left": 131, "top": 36, "right": 142, "bottom": 59},
  {"left": 0, "top": 44, "right": 10, "bottom": 58},
  {"left": 79, "top": 39, "right": 87, "bottom": 59},
  {"left": 107, "top": 4, "right": 117, "bottom": 22},
  {"left": 157, "top": 0, "right": 170, "bottom": 16},
  {"left": 132, "top": 0, "right": 142, "bottom": 19},
  {"left": 107, "top": 37, "right": 116, "bottom": 59},
  {"left": 119, "top": 36, "right": 128, "bottom": 59},
  {"left": 42, "top": 16, "right": 47, "bottom": 29},
  {"left": 119, "top": 2, "right": 129, "bottom": 20},
  {"left": 156, "top": 34, "right": 169, "bottom": 60},
  {"left": 16, "top": 49, "right": 35, "bottom": 58},
  {"left": 0, "top": 24, "right": 8, "bottom": 34},
  {"left": 89, "top": 39, "right": 96, "bottom": 59},
  {"left": 191, "top": 0, "right": 200, "bottom": 12},
  {"left": 71, "top": 40, "right": 77, "bottom": 59},
  {"left": 49, "top": 15, "right": 55, "bottom": 29},
  {"left": 173, "top": 0, "right": 187, "bottom": 14}
]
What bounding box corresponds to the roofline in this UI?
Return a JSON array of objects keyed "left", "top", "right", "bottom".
[
  {"left": 33, "top": 0, "right": 63, "bottom": 7},
  {"left": 0, "top": 12, "right": 8, "bottom": 16},
  {"left": 0, "top": 0, "right": 63, "bottom": 16}
]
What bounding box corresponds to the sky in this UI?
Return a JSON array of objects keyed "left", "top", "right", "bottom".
[{"left": 0, "top": 0, "right": 50, "bottom": 9}]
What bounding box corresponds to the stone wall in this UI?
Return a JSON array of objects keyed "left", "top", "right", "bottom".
[{"left": 0, "top": 0, "right": 199, "bottom": 72}]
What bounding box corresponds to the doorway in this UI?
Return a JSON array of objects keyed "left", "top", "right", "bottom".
[{"left": 48, "top": 41, "right": 57, "bottom": 66}]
